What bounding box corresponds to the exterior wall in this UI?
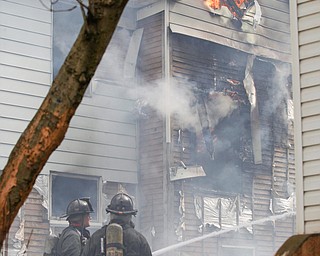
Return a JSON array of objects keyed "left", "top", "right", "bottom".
[
  {"left": 0, "top": 2, "right": 139, "bottom": 182},
  {"left": 45, "top": 9, "right": 139, "bottom": 184},
  {"left": 0, "top": 0, "right": 140, "bottom": 253},
  {"left": 136, "top": 12, "right": 166, "bottom": 251},
  {"left": 6, "top": 189, "right": 50, "bottom": 256},
  {"left": 169, "top": 35, "right": 295, "bottom": 256},
  {"left": 251, "top": 59, "right": 295, "bottom": 255},
  {"left": 0, "top": 0, "right": 52, "bottom": 167},
  {"left": 2, "top": 1, "right": 311, "bottom": 256},
  {"left": 42, "top": 80, "right": 138, "bottom": 184},
  {"left": 136, "top": 1, "right": 295, "bottom": 255},
  {"left": 290, "top": 0, "right": 320, "bottom": 234},
  {"left": 0, "top": 2, "right": 51, "bottom": 253}
]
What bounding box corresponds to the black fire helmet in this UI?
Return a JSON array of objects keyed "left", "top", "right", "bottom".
[
  {"left": 61, "top": 197, "right": 94, "bottom": 219},
  {"left": 106, "top": 192, "right": 138, "bottom": 216}
]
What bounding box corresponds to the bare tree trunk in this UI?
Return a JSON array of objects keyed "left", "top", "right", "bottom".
[{"left": 0, "top": 0, "right": 128, "bottom": 248}]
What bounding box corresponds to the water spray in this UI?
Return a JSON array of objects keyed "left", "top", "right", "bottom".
[{"left": 152, "top": 211, "right": 295, "bottom": 256}]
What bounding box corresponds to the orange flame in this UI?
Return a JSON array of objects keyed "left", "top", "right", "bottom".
[
  {"left": 205, "top": 0, "right": 248, "bottom": 10},
  {"left": 204, "top": 0, "right": 221, "bottom": 10}
]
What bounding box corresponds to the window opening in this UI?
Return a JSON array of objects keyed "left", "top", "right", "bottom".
[{"left": 50, "top": 172, "right": 100, "bottom": 221}]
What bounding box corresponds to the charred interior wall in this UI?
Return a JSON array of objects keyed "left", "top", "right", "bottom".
[
  {"left": 170, "top": 33, "right": 255, "bottom": 255},
  {"left": 169, "top": 34, "right": 295, "bottom": 256}
]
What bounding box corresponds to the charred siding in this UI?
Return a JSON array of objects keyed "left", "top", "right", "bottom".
[
  {"left": 24, "top": 190, "right": 50, "bottom": 255},
  {"left": 135, "top": 1, "right": 293, "bottom": 255},
  {"left": 168, "top": 33, "right": 294, "bottom": 255},
  {"left": 169, "top": 0, "right": 291, "bottom": 62},
  {"left": 137, "top": 12, "right": 166, "bottom": 251},
  {"left": 252, "top": 59, "right": 295, "bottom": 255},
  {"left": 251, "top": 61, "right": 275, "bottom": 256},
  {"left": 6, "top": 189, "right": 49, "bottom": 255},
  {"left": 170, "top": 34, "right": 255, "bottom": 255}
]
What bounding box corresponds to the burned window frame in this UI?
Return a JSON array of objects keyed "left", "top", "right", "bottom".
[
  {"left": 49, "top": 172, "right": 102, "bottom": 223},
  {"left": 171, "top": 34, "right": 252, "bottom": 193}
]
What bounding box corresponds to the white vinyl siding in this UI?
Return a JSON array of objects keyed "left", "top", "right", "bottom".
[
  {"left": 0, "top": 0, "right": 52, "bottom": 167},
  {"left": 41, "top": 79, "right": 138, "bottom": 183},
  {"left": 0, "top": 1, "right": 138, "bottom": 184},
  {"left": 291, "top": 0, "right": 320, "bottom": 234}
]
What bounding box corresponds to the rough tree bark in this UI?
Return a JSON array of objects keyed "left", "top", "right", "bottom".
[{"left": 0, "top": 0, "right": 128, "bottom": 248}]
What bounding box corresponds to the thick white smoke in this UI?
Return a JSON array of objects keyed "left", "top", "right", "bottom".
[{"left": 128, "top": 77, "right": 237, "bottom": 133}]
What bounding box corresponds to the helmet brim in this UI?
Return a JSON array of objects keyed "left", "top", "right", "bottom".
[{"left": 106, "top": 208, "right": 138, "bottom": 216}]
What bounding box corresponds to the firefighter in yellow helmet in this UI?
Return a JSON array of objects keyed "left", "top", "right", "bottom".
[{"left": 81, "top": 192, "right": 152, "bottom": 256}]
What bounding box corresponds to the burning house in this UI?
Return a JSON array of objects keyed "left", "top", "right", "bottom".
[
  {"left": 133, "top": 0, "right": 295, "bottom": 255},
  {"left": 0, "top": 0, "right": 296, "bottom": 255}
]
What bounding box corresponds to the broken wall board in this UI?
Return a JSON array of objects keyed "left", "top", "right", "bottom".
[
  {"left": 170, "top": 166, "right": 206, "bottom": 181},
  {"left": 124, "top": 28, "right": 144, "bottom": 78}
]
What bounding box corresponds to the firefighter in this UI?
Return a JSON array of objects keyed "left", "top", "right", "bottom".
[
  {"left": 56, "top": 198, "right": 94, "bottom": 256},
  {"left": 81, "top": 192, "right": 152, "bottom": 256}
]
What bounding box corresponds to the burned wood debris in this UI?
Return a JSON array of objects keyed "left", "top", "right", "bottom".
[{"left": 204, "top": 0, "right": 262, "bottom": 29}]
